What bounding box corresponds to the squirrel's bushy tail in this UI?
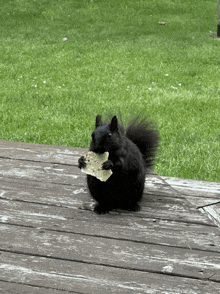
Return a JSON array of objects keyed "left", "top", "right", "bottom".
[{"left": 125, "top": 117, "right": 159, "bottom": 169}]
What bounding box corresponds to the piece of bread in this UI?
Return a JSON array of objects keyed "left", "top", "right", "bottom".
[{"left": 81, "top": 151, "right": 112, "bottom": 182}]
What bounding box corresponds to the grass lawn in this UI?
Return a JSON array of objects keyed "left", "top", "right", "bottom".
[{"left": 0, "top": 0, "right": 219, "bottom": 181}]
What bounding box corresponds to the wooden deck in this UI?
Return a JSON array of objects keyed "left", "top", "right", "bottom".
[{"left": 0, "top": 140, "right": 220, "bottom": 294}]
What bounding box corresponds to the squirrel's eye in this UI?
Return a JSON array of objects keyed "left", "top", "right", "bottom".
[{"left": 107, "top": 132, "right": 112, "bottom": 138}]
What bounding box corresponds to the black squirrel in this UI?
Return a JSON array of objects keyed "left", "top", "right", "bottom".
[{"left": 78, "top": 115, "right": 159, "bottom": 214}]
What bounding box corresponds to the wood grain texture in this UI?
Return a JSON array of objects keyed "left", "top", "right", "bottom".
[
  {"left": 0, "top": 198, "right": 219, "bottom": 252},
  {"left": 161, "top": 176, "right": 220, "bottom": 200},
  {"left": 0, "top": 174, "right": 213, "bottom": 226},
  {"left": 1, "top": 252, "right": 220, "bottom": 294},
  {"left": 0, "top": 281, "right": 71, "bottom": 294},
  {"left": 1, "top": 140, "right": 220, "bottom": 293},
  {"left": 1, "top": 223, "right": 220, "bottom": 280},
  {"left": 202, "top": 203, "right": 220, "bottom": 227},
  {"left": 0, "top": 140, "right": 157, "bottom": 175},
  {"left": 0, "top": 140, "right": 87, "bottom": 165}
]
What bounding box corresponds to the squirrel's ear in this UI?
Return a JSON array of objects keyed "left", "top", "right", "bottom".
[
  {"left": 95, "top": 115, "right": 102, "bottom": 128},
  {"left": 110, "top": 116, "right": 118, "bottom": 132}
]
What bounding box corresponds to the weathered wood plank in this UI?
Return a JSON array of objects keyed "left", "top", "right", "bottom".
[
  {"left": 0, "top": 176, "right": 214, "bottom": 225},
  {"left": 0, "top": 140, "right": 86, "bottom": 166},
  {"left": 0, "top": 152, "right": 215, "bottom": 226},
  {"left": 0, "top": 140, "right": 157, "bottom": 174},
  {"left": 0, "top": 140, "right": 156, "bottom": 174},
  {"left": 0, "top": 158, "right": 157, "bottom": 190},
  {"left": 202, "top": 203, "right": 220, "bottom": 227},
  {"left": 0, "top": 160, "right": 159, "bottom": 197},
  {"left": 145, "top": 174, "right": 182, "bottom": 198},
  {"left": 159, "top": 176, "right": 220, "bottom": 226},
  {"left": 212, "top": 274, "right": 220, "bottom": 282},
  {"left": 183, "top": 196, "right": 220, "bottom": 208},
  {"left": 141, "top": 192, "right": 212, "bottom": 225},
  {"left": 0, "top": 281, "right": 71, "bottom": 294},
  {"left": 0, "top": 158, "right": 85, "bottom": 186},
  {"left": 1, "top": 223, "right": 220, "bottom": 280},
  {"left": 1, "top": 141, "right": 218, "bottom": 226},
  {"left": 161, "top": 176, "right": 220, "bottom": 200},
  {"left": 1, "top": 252, "right": 219, "bottom": 294},
  {"left": 1, "top": 140, "right": 220, "bottom": 293},
  {"left": 0, "top": 198, "right": 219, "bottom": 252}
]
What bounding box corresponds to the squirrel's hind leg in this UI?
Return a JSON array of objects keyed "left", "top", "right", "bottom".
[{"left": 94, "top": 203, "right": 112, "bottom": 214}]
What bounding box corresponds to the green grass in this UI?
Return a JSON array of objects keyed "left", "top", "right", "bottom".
[{"left": 0, "top": 0, "right": 219, "bottom": 181}]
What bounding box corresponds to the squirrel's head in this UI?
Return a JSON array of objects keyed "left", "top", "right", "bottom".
[{"left": 90, "top": 115, "right": 121, "bottom": 154}]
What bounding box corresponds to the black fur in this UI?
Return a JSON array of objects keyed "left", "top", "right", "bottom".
[{"left": 78, "top": 115, "right": 159, "bottom": 214}]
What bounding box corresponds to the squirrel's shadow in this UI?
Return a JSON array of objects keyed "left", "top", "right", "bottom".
[{"left": 79, "top": 201, "right": 140, "bottom": 215}]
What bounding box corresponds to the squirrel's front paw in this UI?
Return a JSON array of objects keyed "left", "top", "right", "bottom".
[
  {"left": 78, "top": 156, "right": 86, "bottom": 169},
  {"left": 102, "top": 160, "right": 113, "bottom": 170}
]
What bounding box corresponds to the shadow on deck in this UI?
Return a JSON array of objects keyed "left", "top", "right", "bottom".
[{"left": 0, "top": 140, "right": 220, "bottom": 294}]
